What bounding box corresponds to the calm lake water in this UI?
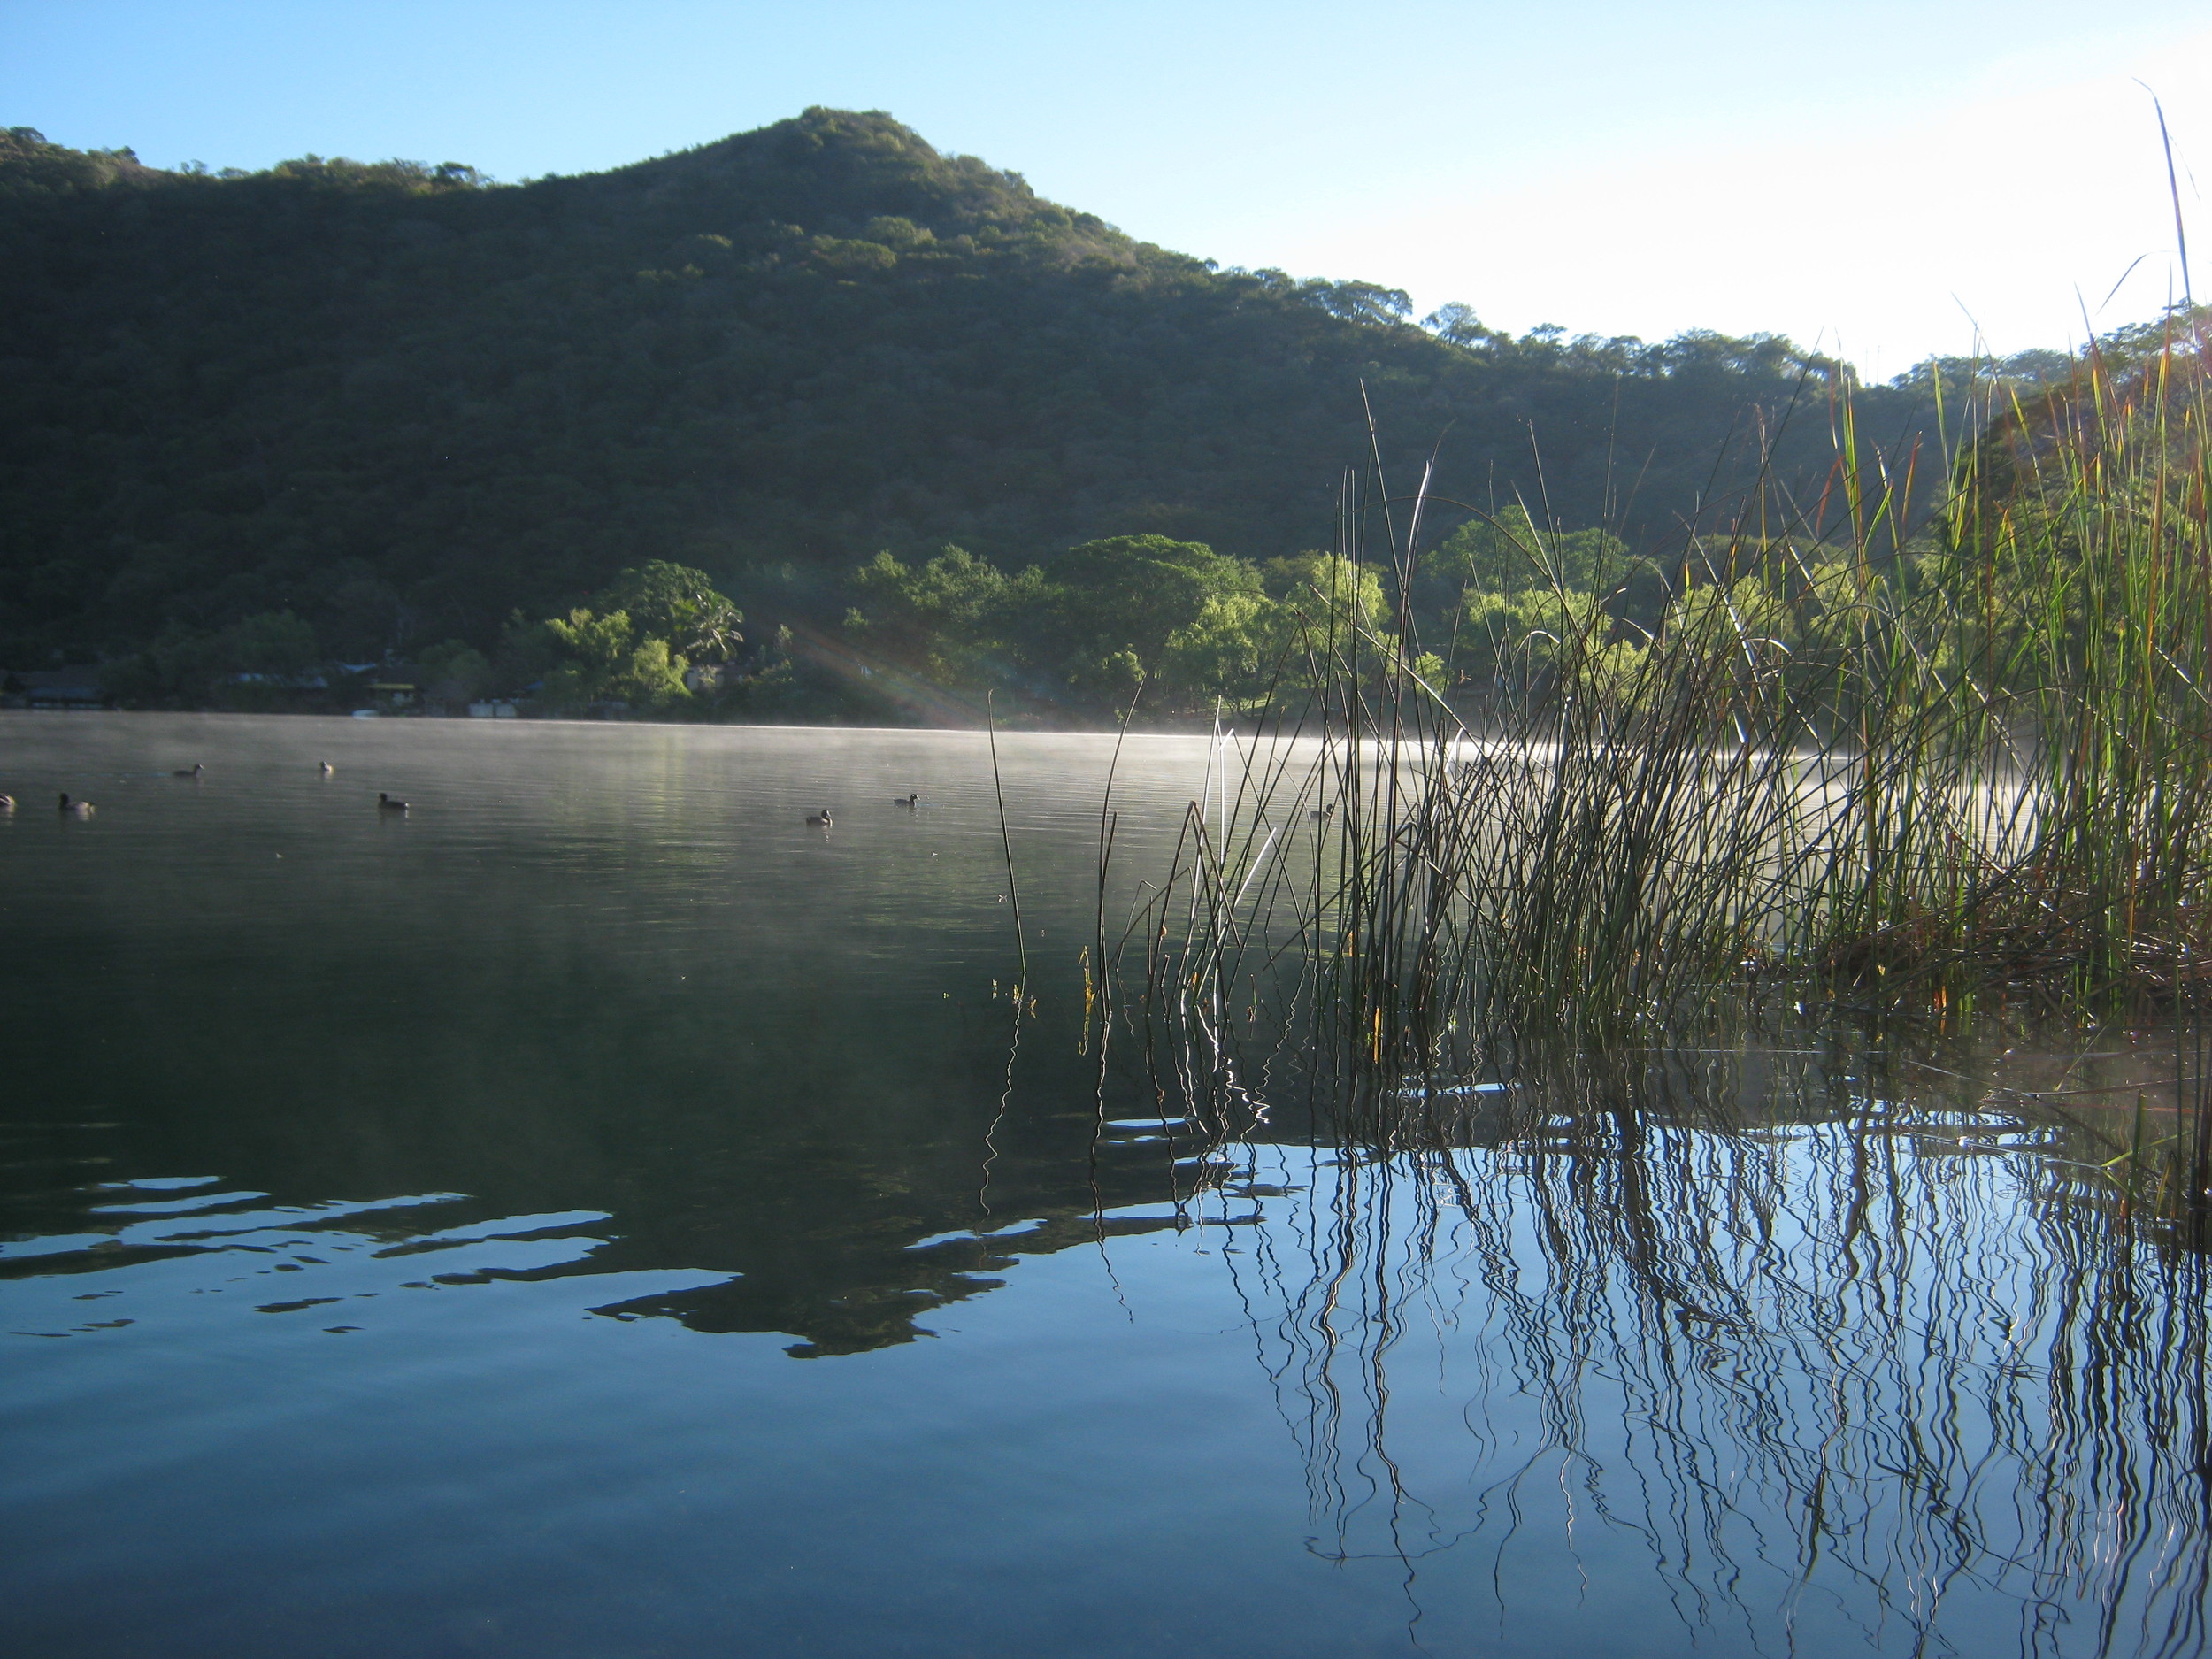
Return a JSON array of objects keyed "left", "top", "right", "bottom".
[{"left": 4, "top": 712, "right": 2208, "bottom": 1658}]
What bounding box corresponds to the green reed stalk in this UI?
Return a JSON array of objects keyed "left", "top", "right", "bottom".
[{"left": 1111, "top": 312, "right": 2212, "bottom": 1207}]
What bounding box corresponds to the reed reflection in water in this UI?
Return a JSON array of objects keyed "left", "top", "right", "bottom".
[
  {"left": 5, "top": 713, "right": 2208, "bottom": 1655},
  {"left": 1187, "top": 1055, "right": 2212, "bottom": 1657}
]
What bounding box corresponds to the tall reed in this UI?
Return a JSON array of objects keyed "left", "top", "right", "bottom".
[{"left": 1107, "top": 311, "right": 2212, "bottom": 1199}]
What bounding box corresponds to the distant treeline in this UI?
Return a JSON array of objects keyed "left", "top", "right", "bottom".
[{"left": 0, "top": 109, "right": 2078, "bottom": 718}]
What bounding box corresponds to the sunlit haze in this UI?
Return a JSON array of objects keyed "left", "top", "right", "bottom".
[{"left": 7, "top": 0, "right": 2212, "bottom": 371}]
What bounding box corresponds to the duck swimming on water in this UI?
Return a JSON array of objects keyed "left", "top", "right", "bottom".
[
  {"left": 58, "top": 794, "right": 93, "bottom": 817},
  {"left": 378, "top": 792, "right": 410, "bottom": 812},
  {"left": 319, "top": 761, "right": 335, "bottom": 776},
  {"left": 805, "top": 807, "right": 833, "bottom": 827},
  {"left": 0, "top": 795, "right": 13, "bottom": 812},
  {"left": 894, "top": 793, "right": 918, "bottom": 808},
  {"left": 173, "top": 763, "right": 204, "bottom": 778}
]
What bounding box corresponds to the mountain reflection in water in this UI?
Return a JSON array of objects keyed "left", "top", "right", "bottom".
[{"left": 1, "top": 713, "right": 2207, "bottom": 1659}]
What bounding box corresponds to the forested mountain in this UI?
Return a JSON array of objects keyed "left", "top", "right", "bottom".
[{"left": 0, "top": 107, "right": 2014, "bottom": 710}]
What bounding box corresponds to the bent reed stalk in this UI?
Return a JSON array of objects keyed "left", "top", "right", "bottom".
[{"left": 1106, "top": 314, "right": 2212, "bottom": 1205}]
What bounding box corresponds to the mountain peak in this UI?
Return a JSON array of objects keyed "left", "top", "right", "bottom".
[{"left": 602, "top": 106, "right": 1058, "bottom": 242}]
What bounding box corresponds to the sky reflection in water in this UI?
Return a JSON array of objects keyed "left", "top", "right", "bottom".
[{"left": 1, "top": 713, "right": 2206, "bottom": 1657}]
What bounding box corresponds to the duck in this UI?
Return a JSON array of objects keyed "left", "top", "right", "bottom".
[
  {"left": 805, "top": 807, "right": 833, "bottom": 827},
  {"left": 58, "top": 793, "right": 93, "bottom": 817},
  {"left": 0, "top": 795, "right": 13, "bottom": 812},
  {"left": 319, "top": 761, "right": 335, "bottom": 776},
  {"left": 894, "top": 793, "right": 919, "bottom": 808},
  {"left": 1310, "top": 802, "right": 1338, "bottom": 821},
  {"left": 378, "top": 792, "right": 410, "bottom": 812},
  {"left": 173, "top": 763, "right": 204, "bottom": 778}
]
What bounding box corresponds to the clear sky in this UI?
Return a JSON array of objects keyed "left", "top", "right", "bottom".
[{"left": 8, "top": 0, "right": 2212, "bottom": 375}]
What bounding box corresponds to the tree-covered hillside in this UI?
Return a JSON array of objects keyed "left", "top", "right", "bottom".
[{"left": 0, "top": 107, "right": 1991, "bottom": 696}]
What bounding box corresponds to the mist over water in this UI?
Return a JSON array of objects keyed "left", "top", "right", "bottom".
[{"left": 3, "top": 713, "right": 2205, "bottom": 1657}]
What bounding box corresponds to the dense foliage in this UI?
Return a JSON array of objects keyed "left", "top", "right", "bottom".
[{"left": 0, "top": 109, "right": 2071, "bottom": 718}]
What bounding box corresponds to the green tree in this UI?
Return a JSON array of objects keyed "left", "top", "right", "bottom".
[
  {"left": 595, "top": 562, "right": 743, "bottom": 663},
  {"left": 1262, "top": 552, "right": 1386, "bottom": 631},
  {"left": 851, "top": 546, "right": 1023, "bottom": 680},
  {"left": 1453, "top": 588, "right": 1612, "bottom": 692},
  {"left": 1432, "top": 507, "right": 1632, "bottom": 596},
  {"left": 503, "top": 563, "right": 742, "bottom": 715},
  {"left": 1156, "top": 585, "right": 1279, "bottom": 703},
  {"left": 1041, "top": 535, "right": 1265, "bottom": 703},
  {"left": 526, "top": 608, "right": 692, "bottom": 712}
]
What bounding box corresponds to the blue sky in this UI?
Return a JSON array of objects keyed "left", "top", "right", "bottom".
[{"left": 8, "top": 0, "right": 2212, "bottom": 372}]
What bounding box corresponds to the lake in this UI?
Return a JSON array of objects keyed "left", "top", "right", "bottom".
[{"left": 4, "top": 712, "right": 2208, "bottom": 1658}]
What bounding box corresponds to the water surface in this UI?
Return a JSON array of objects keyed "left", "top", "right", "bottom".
[{"left": 3, "top": 713, "right": 2206, "bottom": 1657}]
